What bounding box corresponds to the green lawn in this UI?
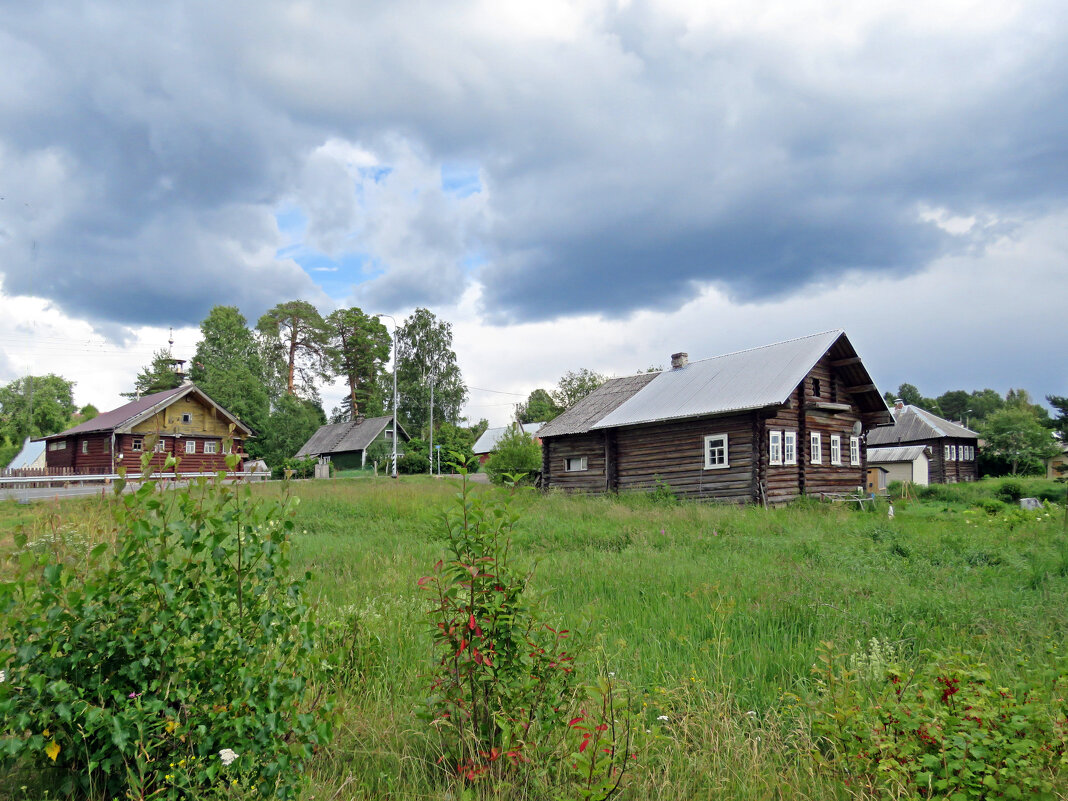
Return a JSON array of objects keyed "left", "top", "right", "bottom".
[{"left": 2, "top": 476, "right": 1066, "bottom": 799}]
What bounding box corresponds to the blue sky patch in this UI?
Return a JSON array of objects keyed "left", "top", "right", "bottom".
[{"left": 441, "top": 163, "right": 482, "bottom": 198}]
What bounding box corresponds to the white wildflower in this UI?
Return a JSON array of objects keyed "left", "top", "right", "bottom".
[
  {"left": 219, "top": 748, "right": 239, "bottom": 766},
  {"left": 0, "top": 669, "right": 5, "bottom": 683},
  {"left": 657, "top": 715, "right": 669, "bottom": 721},
  {"left": 746, "top": 710, "right": 756, "bottom": 717}
]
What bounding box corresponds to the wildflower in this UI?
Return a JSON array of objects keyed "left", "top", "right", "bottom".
[
  {"left": 219, "top": 748, "right": 239, "bottom": 766},
  {"left": 608, "top": 671, "right": 616, "bottom": 678},
  {"left": 0, "top": 670, "right": 5, "bottom": 683},
  {"left": 128, "top": 691, "right": 141, "bottom": 699},
  {"left": 746, "top": 710, "right": 757, "bottom": 717},
  {"left": 657, "top": 715, "right": 669, "bottom": 721}
]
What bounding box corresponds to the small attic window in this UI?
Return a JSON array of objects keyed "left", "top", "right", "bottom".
[
  {"left": 812, "top": 378, "right": 821, "bottom": 397},
  {"left": 181, "top": 413, "right": 192, "bottom": 424}
]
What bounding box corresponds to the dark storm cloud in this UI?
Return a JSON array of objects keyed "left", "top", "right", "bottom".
[{"left": 0, "top": 0, "right": 1066, "bottom": 327}]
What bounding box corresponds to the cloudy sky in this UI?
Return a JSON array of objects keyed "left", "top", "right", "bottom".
[{"left": 1, "top": 0, "right": 1065, "bottom": 426}]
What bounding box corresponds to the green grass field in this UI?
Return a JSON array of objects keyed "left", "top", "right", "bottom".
[{"left": 2, "top": 475, "right": 1066, "bottom": 799}]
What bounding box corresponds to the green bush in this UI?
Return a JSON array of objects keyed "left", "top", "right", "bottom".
[
  {"left": 996, "top": 479, "right": 1024, "bottom": 503},
  {"left": 484, "top": 427, "right": 541, "bottom": 485},
  {"left": 0, "top": 452, "right": 332, "bottom": 799},
  {"left": 810, "top": 641, "right": 1068, "bottom": 800},
  {"left": 976, "top": 497, "right": 1006, "bottom": 516}
]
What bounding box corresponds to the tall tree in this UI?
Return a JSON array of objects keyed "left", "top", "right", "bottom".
[
  {"left": 325, "top": 307, "right": 390, "bottom": 420},
  {"left": 517, "top": 388, "right": 562, "bottom": 423},
  {"left": 190, "top": 306, "right": 271, "bottom": 457},
  {"left": 123, "top": 349, "right": 182, "bottom": 399},
  {"left": 980, "top": 407, "right": 1059, "bottom": 475},
  {"left": 551, "top": 368, "right": 607, "bottom": 410},
  {"left": 394, "top": 308, "right": 467, "bottom": 434},
  {"left": 883, "top": 383, "right": 941, "bottom": 415},
  {"left": 256, "top": 300, "right": 331, "bottom": 397},
  {"left": 0, "top": 374, "right": 77, "bottom": 441},
  {"left": 258, "top": 394, "right": 327, "bottom": 467},
  {"left": 1048, "top": 394, "right": 1068, "bottom": 440}
]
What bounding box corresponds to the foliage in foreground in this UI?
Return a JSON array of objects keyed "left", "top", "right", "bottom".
[
  {"left": 484, "top": 427, "right": 542, "bottom": 485},
  {"left": 811, "top": 639, "right": 1068, "bottom": 799},
  {"left": 0, "top": 451, "right": 332, "bottom": 799}
]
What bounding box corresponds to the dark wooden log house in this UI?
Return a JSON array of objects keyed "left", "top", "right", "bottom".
[
  {"left": 538, "top": 330, "right": 892, "bottom": 505},
  {"left": 865, "top": 401, "right": 979, "bottom": 483},
  {"left": 38, "top": 384, "right": 253, "bottom": 474}
]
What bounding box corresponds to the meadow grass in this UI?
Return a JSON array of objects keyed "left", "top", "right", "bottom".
[{"left": 1, "top": 476, "right": 1066, "bottom": 799}]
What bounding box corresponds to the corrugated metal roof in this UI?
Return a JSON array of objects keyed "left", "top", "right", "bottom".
[
  {"left": 6, "top": 437, "right": 46, "bottom": 469},
  {"left": 472, "top": 422, "right": 544, "bottom": 454},
  {"left": 294, "top": 416, "right": 406, "bottom": 458},
  {"left": 593, "top": 331, "right": 846, "bottom": 430},
  {"left": 867, "top": 445, "right": 929, "bottom": 464},
  {"left": 866, "top": 405, "right": 977, "bottom": 446},
  {"left": 42, "top": 386, "right": 189, "bottom": 438},
  {"left": 536, "top": 373, "right": 658, "bottom": 438}
]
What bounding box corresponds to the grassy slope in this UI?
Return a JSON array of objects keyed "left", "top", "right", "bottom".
[{"left": 1, "top": 476, "right": 1066, "bottom": 799}]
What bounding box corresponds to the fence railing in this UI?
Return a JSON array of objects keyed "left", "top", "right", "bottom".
[{"left": 0, "top": 470, "right": 268, "bottom": 489}]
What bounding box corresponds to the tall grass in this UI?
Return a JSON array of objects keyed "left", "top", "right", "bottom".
[{"left": 1, "top": 476, "right": 1065, "bottom": 799}]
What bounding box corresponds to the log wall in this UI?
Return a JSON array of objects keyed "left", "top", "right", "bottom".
[{"left": 543, "top": 433, "right": 609, "bottom": 492}]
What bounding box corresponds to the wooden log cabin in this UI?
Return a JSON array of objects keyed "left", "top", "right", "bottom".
[
  {"left": 38, "top": 384, "right": 253, "bottom": 474},
  {"left": 865, "top": 401, "right": 979, "bottom": 484},
  {"left": 538, "top": 330, "right": 893, "bottom": 505}
]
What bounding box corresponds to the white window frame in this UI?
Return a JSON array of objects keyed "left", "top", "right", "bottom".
[
  {"left": 81, "top": 440, "right": 89, "bottom": 454},
  {"left": 703, "top": 433, "right": 729, "bottom": 470},
  {"left": 783, "top": 431, "right": 797, "bottom": 465},
  {"left": 830, "top": 435, "right": 842, "bottom": 466},
  {"left": 205, "top": 441, "right": 219, "bottom": 455},
  {"left": 185, "top": 440, "right": 196, "bottom": 454},
  {"left": 131, "top": 437, "right": 143, "bottom": 452},
  {"left": 154, "top": 438, "right": 167, "bottom": 453},
  {"left": 769, "top": 430, "right": 783, "bottom": 465},
  {"left": 950, "top": 445, "right": 957, "bottom": 462},
  {"left": 564, "top": 455, "right": 587, "bottom": 472},
  {"left": 181, "top": 412, "right": 192, "bottom": 424},
  {"left": 49, "top": 440, "right": 67, "bottom": 452},
  {"left": 849, "top": 435, "right": 860, "bottom": 466},
  {"left": 810, "top": 432, "right": 822, "bottom": 464},
  {"left": 944, "top": 444, "right": 950, "bottom": 461}
]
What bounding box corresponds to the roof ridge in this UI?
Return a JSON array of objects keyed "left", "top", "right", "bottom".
[{"left": 676, "top": 329, "right": 843, "bottom": 367}]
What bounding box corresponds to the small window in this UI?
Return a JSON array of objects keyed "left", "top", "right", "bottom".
[
  {"left": 81, "top": 440, "right": 89, "bottom": 454},
  {"left": 185, "top": 440, "right": 196, "bottom": 454},
  {"left": 830, "top": 435, "right": 841, "bottom": 465},
  {"left": 384, "top": 428, "right": 393, "bottom": 439},
  {"left": 132, "top": 437, "right": 143, "bottom": 452},
  {"left": 849, "top": 435, "right": 860, "bottom": 466},
  {"left": 810, "top": 432, "right": 822, "bottom": 464},
  {"left": 783, "top": 431, "right": 797, "bottom": 465},
  {"left": 154, "top": 439, "right": 167, "bottom": 453},
  {"left": 564, "top": 456, "right": 587, "bottom": 472},
  {"left": 704, "top": 434, "right": 729, "bottom": 469},
  {"left": 951, "top": 445, "right": 958, "bottom": 462},
  {"left": 223, "top": 442, "right": 232, "bottom": 454},
  {"left": 811, "top": 378, "right": 821, "bottom": 397},
  {"left": 769, "top": 431, "right": 783, "bottom": 465},
  {"left": 205, "top": 441, "right": 219, "bottom": 455},
  {"left": 181, "top": 413, "right": 192, "bottom": 424}
]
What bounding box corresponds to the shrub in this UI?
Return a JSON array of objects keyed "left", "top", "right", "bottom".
[
  {"left": 484, "top": 427, "right": 542, "bottom": 485},
  {"left": 0, "top": 451, "right": 332, "bottom": 799},
  {"left": 996, "top": 479, "right": 1024, "bottom": 503},
  {"left": 810, "top": 641, "right": 1068, "bottom": 800},
  {"left": 398, "top": 438, "right": 429, "bottom": 474},
  {"left": 976, "top": 498, "right": 1006, "bottom": 516},
  {"left": 418, "top": 468, "right": 580, "bottom": 783}
]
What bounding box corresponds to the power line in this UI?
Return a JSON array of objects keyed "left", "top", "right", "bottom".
[{"left": 467, "top": 385, "right": 526, "bottom": 396}]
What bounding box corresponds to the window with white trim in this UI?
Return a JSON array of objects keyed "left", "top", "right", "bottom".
[
  {"left": 205, "top": 441, "right": 219, "bottom": 455},
  {"left": 830, "top": 435, "right": 841, "bottom": 465},
  {"left": 131, "top": 437, "right": 143, "bottom": 452},
  {"left": 783, "top": 431, "right": 797, "bottom": 465},
  {"left": 950, "top": 445, "right": 957, "bottom": 461},
  {"left": 849, "top": 436, "right": 860, "bottom": 466},
  {"left": 769, "top": 431, "right": 783, "bottom": 465},
  {"left": 181, "top": 413, "right": 192, "bottom": 424},
  {"left": 81, "top": 440, "right": 89, "bottom": 454},
  {"left": 154, "top": 438, "right": 167, "bottom": 453},
  {"left": 185, "top": 440, "right": 196, "bottom": 454},
  {"left": 810, "top": 432, "right": 822, "bottom": 464},
  {"left": 564, "top": 456, "right": 587, "bottom": 472},
  {"left": 49, "top": 440, "right": 67, "bottom": 451},
  {"left": 704, "top": 434, "right": 729, "bottom": 469}
]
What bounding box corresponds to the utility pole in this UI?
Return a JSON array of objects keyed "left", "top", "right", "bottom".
[
  {"left": 428, "top": 375, "right": 434, "bottom": 475},
  {"left": 375, "top": 313, "right": 399, "bottom": 479}
]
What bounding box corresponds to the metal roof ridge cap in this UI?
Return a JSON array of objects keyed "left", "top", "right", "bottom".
[{"left": 666, "top": 329, "right": 843, "bottom": 368}]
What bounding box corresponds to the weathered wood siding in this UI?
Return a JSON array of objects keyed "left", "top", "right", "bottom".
[
  {"left": 131, "top": 394, "right": 235, "bottom": 438},
  {"left": 542, "top": 433, "right": 608, "bottom": 492},
  {"left": 614, "top": 414, "right": 754, "bottom": 502},
  {"left": 923, "top": 437, "right": 979, "bottom": 483},
  {"left": 72, "top": 433, "right": 113, "bottom": 473},
  {"left": 116, "top": 434, "right": 241, "bottom": 473},
  {"left": 45, "top": 438, "right": 75, "bottom": 471}
]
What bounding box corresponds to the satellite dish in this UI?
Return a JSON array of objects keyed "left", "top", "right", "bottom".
[{"left": 852, "top": 421, "right": 863, "bottom": 436}]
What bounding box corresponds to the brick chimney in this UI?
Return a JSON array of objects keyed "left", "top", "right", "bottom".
[{"left": 671, "top": 352, "right": 689, "bottom": 370}]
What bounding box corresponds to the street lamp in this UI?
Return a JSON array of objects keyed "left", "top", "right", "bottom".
[
  {"left": 375, "top": 313, "right": 399, "bottom": 479},
  {"left": 965, "top": 409, "right": 974, "bottom": 429}
]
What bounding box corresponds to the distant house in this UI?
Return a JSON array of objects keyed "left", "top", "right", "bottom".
[
  {"left": 472, "top": 422, "right": 544, "bottom": 465},
  {"left": 867, "top": 445, "right": 931, "bottom": 487},
  {"left": 1047, "top": 441, "right": 1068, "bottom": 480},
  {"left": 37, "top": 384, "right": 253, "bottom": 474},
  {"left": 5, "top": 438, "right": 46, "bottom": 471},
  {"left": 294, "top": 415, "right": 409, "bottom": 469},
  {"left": 866, "top": 402, "right": 979, "bottom": 484},
  {"left": 537, "top": 330, "right": 892, "bottom": 505}
]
